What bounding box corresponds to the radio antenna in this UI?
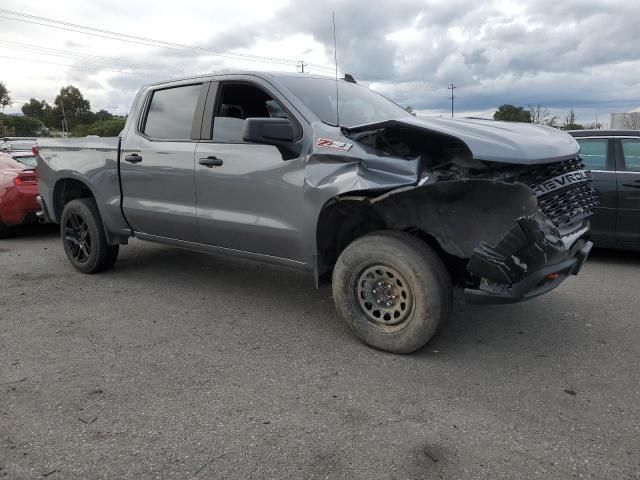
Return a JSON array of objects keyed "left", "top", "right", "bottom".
[{"left": 332, "top": 11, "right": 340, "bottom": 127}]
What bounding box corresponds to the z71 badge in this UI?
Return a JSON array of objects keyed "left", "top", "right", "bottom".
[
  {"left": 315, "top": 138, "right": 352, "bottom": 151},
  {"left": 532, "top": 169, "right": 590, "bottom": 196}
]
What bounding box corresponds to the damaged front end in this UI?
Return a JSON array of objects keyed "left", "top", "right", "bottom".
[
  {"left": 465, "top": 212, "right": 592, "bottom": 304},
  {"left": 329, "top": 119, "right": 598, "bottom": 304},
  {"left": 462, "top": 156, "right": 597, "bottom": 303}
]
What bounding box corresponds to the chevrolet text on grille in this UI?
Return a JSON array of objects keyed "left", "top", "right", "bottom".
[{"left": 532, "top": 170, "right": 590, "bottom": 196}]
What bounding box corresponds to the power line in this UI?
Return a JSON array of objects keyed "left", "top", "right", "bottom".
[
  {"left": 0, "top": 9, "right": 341, "bottom": 76},
  {"left": 0, "top": 9, "right": 410, "bottom": 84},
  {"left": 0, "top": 13, "right": 293, "bottom": 65},
  {"left": 0, "top": 54, "right": 169, "bottom": 78},
  {"left": 448, "top": 84, "right": 456, "bottom": 118},
  {"left": 0, "top": 9, "right": 296, "bottom": 64},
  {"left": 0, "top": 9, "right": 310, "bottom": 68},
  {"left": 0, "top": 40, "right": 177, "bottom": 73}
]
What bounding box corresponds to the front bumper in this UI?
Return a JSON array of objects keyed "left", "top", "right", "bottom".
[
  {"left": 464, "top": 240, "right": 591, "bottom": 304},
  {"left": 463, "top": 210, "right": 592, "bottom": 305}
]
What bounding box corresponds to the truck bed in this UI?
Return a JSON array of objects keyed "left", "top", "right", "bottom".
[{"left": 36, "top": 137, "right": 129, "bottom": 240}]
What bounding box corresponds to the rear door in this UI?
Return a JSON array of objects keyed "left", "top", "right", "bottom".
[
  {"left": 575, "top": 137, "right": 616, "bottom": 242},
  {"left": 120, "top": 81, "right": 209, "bottom": 241},
  {"left": 615, "top": 137, "right": 640, "bottom": 243}
]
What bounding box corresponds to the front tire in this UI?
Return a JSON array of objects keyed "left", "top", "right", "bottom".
[
  {"left": 332, "top": 231, "right": 452, "bottom": 354},
  {"left": 60, "top": 198, "right": 118, "bottom": 274}
]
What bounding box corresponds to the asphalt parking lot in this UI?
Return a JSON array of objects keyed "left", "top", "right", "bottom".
[{"left": 1, "top": 225, "right": 639, "bottom": 480}]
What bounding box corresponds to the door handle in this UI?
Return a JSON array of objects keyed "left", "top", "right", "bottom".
[
  {"left": 199, "top": 156, "right": 223, "bottom": 167},
  {"left": 124, "top": 153, "right": 142, "bottom": 164},
  {"left": 622, "top": 183, "right": 640, "bottom": 188}
]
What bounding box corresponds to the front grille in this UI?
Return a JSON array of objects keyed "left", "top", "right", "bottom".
[{"left": 515, "top": 157, "right": 599, "bottom": 228}]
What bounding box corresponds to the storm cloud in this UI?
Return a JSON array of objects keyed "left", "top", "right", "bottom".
[{"left": 1, "top": 0, "right": 638, "bottom": 124}]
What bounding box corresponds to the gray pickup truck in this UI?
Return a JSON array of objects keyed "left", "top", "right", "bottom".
[{"left": 36, "top": 72, "right": 597, "bottom": 353}]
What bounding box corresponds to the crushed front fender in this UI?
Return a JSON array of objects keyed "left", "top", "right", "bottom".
[{"left": 368, "top": 179, "right": 539, "bottom": 259}]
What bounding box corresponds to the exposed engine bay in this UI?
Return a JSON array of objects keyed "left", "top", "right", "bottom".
[{"left": 319, "top": 121, "right": 599, "bottom": 297}]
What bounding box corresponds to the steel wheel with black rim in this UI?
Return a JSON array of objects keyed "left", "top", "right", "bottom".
[
  {"left": 332, "top": 230, "right": 452, "bottom": 354},
  {"left": 60, "top": 198, "right": 118, "bottom": 274}
]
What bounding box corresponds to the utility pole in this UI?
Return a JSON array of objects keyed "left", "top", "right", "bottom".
[
  {"left": 297, "top": 61, "right": 307, "bottom": 73},
  {"left": 448, "top": 84, "right": 456, "bottom": 118},
  {"left": 60, "top": 99, "right": 68, "bottom": 136}
]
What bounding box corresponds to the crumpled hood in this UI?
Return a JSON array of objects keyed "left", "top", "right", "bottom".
[{"left": 348, "top": 116, "right": 580, "bottom": 165}]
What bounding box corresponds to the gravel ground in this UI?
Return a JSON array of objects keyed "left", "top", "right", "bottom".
[{"left": 1, "top": 225, "right": 639, "bottom": 479}]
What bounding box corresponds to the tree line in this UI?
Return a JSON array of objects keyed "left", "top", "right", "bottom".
[
  {"left": 493, "top": 104, "right": 603, "bottom": 130},
  {"left": 0, "top": 81, "right": 126, "bottom": 137}
]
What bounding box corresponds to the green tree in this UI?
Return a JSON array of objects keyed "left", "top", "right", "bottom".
[
  {"left": 493, "top": 104, "right": 532, "bottom": 123},
  {"left": 71, "top": 117, "right": 126, "bottom": 137},
  {"left": 95, "top": 109, "right": 113, "bottom": 122},
  {"left": 21, "top": 98, "right": 55, "bottom": 127},
  {"left": 0, "top": 82, "right": 11, "bottom": 110},
  {"left": 0, "top": 119, "right": 11, "bottom": 136},
  {"left": 562, "top": 123, "right": 584, "bottom": 131},
  {"left": 53, "top": 85, "right": 93, "bottom": 131},
  {"left": 561, "top": 109, "right": 584, "bottom": 130},
  {"left": 0, "top": 113, "right": 46, "bottom": 136}
]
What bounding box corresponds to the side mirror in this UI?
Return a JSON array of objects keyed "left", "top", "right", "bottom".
[
  {"left": 243, "top": 117, "right": 295, "bottom": 143},
  {"left": 242, "top": 117, "right": 301, "bottom": 159}
]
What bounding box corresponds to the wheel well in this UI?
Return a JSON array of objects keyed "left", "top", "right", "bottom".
[
  {"left": 52, "top": 178, "right": 95, "bottom": 221},
  {"left": 410, "top": 228, "right": 469, "bottom": 287},
  {"left": 316, "top": 197, "right": 468, "bottom": 286},
  {"left": 316, "top": 199, "right": 386, "bottom": 280}
]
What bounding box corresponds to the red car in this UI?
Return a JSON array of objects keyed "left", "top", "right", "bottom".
[{"left": 0, "top": 152, "right": 39, "bottom": 238}]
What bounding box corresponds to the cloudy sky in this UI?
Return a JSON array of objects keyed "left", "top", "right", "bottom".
[{"left": 1, "top": 0, "right": 638, "bottom": 125}]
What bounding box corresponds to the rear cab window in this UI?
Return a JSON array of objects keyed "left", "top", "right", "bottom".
[{"left": 142, "top": 84, "right": 203, "bottom": 140}]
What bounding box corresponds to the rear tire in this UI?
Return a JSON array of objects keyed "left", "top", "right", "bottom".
[
  {"left": 60, "top": 198, "right": 118, "bottom": 273},
  {"left": 332, "top": 231, "right": 452, "bottom": 354}
]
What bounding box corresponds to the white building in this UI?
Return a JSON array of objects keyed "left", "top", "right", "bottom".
[{"left": 611, "top": 107, "right": 640, "bottom": 129}]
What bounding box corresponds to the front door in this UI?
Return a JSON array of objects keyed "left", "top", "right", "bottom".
[
  {"left": 615, "top": 137, "right": 640, "bottom": 244},
  {"left": 120, "top": 82, "right": 207, "bottom": 242},
  {"left": 194, "top": 80, "right": 307, "bottom": 262}
]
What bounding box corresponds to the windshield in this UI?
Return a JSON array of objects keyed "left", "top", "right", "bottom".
[{"left": 277, "top": 76, "right": 411, "bottom": 127}]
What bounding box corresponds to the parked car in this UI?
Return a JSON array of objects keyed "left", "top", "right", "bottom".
[
  {"left": 569, "top": 130, "right": 640, "bottom": 250},
  {"left": 36, "top": 72, "right": 596, "bottom": 353},
  {"left": 0, "top": 152, "right": 39, "bottom": 238},
  {"left": 1, "top": 137, "right": 37, "bottom": 153}
]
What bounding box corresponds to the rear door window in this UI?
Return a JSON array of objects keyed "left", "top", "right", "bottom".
[
  {"left": 577, "top": 139, "right": 609, "bottom": 170},
  {"left": 143, "top": 84, "right": 202, "bottom": 140}
]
